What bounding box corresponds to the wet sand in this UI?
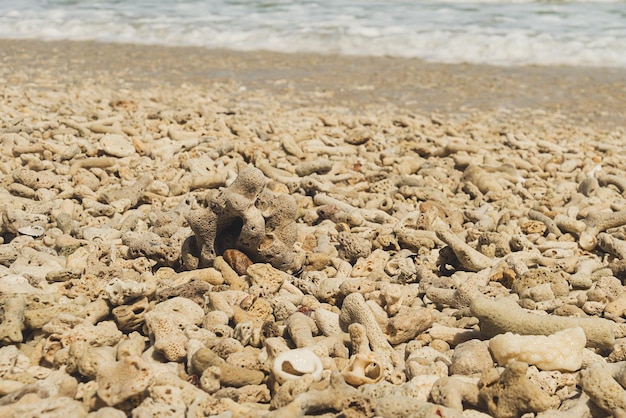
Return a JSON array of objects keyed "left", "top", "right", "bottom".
[{"left": 2, "top": 39, "right": 625, "bottom": 128}]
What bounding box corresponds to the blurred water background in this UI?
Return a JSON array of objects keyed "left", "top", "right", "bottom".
[{"left": 2, "top": 0, "right": 625, "bottom": 67}]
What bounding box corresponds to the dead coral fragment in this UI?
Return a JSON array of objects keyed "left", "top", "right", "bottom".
[
  {"left": 489, "top": 327, "right": 586, "bottom": 372},
  {"left": 435, "top": 223, "right": 493, "bottom": 272},
  {"left": 580, "top": 209, "right": 626, "bottom": 251},
  {"left": 269, "top": 371, "right": 367, "bottom": 417},
  {"left": 470, "top": 296, "right": 615, "bottom": 349},
  {"left": 96, "top": 356, "right": 153, "bottom": 406},
  {"left": 123, "top": 231, "right": 181, "bottom": 267},
  {"left": 191, "top": 347, "right": 265, "bottom": 387},
  {"left": 580, "top": 362, "right": 626, "bottom": 416},
  {"left": 431, "top": 376, "right": 480, "bottom": 411},
  {"left": 182, "top": 166, "right": 298, "bottom": 271},
  {"left": 479, "top": 361, "right": 557, "bottom": 418}
]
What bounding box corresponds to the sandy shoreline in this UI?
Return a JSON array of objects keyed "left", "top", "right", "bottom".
[
  {"left": 1, "top": 38, "right": 626, "bottom": 417},
  {"left": 1, "top": 39, "right": 625, "bottom": 128}
]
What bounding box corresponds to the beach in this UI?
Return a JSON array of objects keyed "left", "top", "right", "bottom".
[
  {"left": 1, "top": 39, "right": 626, "bottom": 416},
  {"left": 2, "top": 39, "right": 625, "bottom": 127}
]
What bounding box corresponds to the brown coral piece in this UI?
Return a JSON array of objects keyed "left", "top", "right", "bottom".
[{"left": 223, "top": 248, "right": 254, "bottom": 276}]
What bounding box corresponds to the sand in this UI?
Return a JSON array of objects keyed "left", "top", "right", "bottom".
[
  {"left": 2, "top": 39, "right": 625, "bottom": 127},
  {"left": 1, "top": 39, "right": 626, "bottom": 417}
]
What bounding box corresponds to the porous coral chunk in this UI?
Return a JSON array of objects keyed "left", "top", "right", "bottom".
[
  {"left": 190, "top": 348, "right": 265, "bottom": 387},
  {"left": 182, "top": 166, "right": 298, "bottom": 271},
  {"left": 478, "top": 361, "right": 558, "bottom": 418},
  {"left": 471, "top": 296, "right": 615, "bottom": 349},
  {"left": 96, "top": 356, "right": 153, "bottom": 406},
  {"left": 489, "top": 327, "right": 586, "bottom": 372},
  {"left": 580, "top": 363, "right": 626, "bottom": 416}
]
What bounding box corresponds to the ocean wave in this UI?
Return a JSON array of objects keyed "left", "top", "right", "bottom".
[{"left": 2, "top": 0, "right": 625, "bottom": 67}]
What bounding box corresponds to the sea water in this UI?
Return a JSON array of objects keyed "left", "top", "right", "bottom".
[{"left": 1, "top": 0, "right": 625, "bottom": 67}]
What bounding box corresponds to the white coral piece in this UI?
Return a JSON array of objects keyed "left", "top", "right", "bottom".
[{"left": 489, "top": 327, "right": 586, "bottom": 372}]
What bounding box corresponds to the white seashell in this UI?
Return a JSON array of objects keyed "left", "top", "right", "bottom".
[
  {"left": 18, "top": 225, "right": 45, "bottom": 237},
  {"left": 82, "top": 227, "right": 123, "bottom": 242},
  {"left": 579, "top": 231, "right": 597, "bottom": 251},
  {"left": 272, "top": 348, "right": 323, "bottom": 384}
]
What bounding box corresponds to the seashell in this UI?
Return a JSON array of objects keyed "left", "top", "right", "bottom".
[
  {"left": 272, "top": 348, "right": 323, "bottom": 384},
  {"left": 579, "top": 230, "right": 597, "bottom": 251},
  {"left": 82, "top": 227, "right": 122, "bottom": 242},
  {"left": 341, "top": 352, "right": 384, "bottom": 386},
  {"left": 17, "top": 225, "right": 45, "bottom": 237}
]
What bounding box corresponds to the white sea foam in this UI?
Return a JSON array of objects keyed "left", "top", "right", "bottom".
[{"left": 1, "top": 0, "right": 625, "bottom": 67}]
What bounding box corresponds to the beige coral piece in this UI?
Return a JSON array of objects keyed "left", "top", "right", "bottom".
[
  {"left": 182, "top": 166, "right": 298, "bottom": 271},
  {"left": 144, "top": 311, "right": 187, "bottom": 362},
  {"left": 479, "top": 361, "right": 558, "bottom": 417},
  {"left": 471, "top": 296, "right": 615, "bottom": 349},
  {"left": 96, "top": 356, "right": 153, "bottom": 406},
  {"left": 580, "top": 363, "right": 626, "bottom": 416}
]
